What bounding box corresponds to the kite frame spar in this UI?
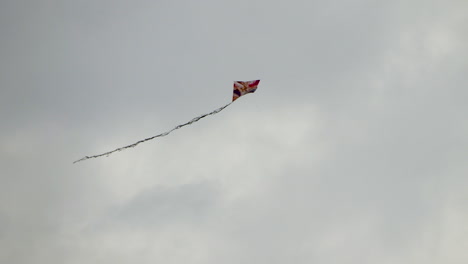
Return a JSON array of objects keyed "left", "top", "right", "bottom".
[{"left": 73, "top": 79, "right": 260, "bottom": 164}]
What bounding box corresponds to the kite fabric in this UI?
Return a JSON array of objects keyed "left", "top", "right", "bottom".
[
  {"left": 233, "top": 79, "right": 260, "bottom": 102},
  {"left": 73, "top": 80, "right": 260, "bottom": 163}
]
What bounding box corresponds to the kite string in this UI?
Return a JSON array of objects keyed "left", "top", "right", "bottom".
[{"left": 73, "top": 102, "right": 233, "bottom": 164}]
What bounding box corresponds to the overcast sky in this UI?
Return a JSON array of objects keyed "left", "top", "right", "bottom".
[{"left": 1, "top": 0, "right": 467, "bottom": 263}]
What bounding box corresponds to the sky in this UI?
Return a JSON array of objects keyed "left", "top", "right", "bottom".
[{"left": 1, "top": 0, "right": 467, "bottom": 263}]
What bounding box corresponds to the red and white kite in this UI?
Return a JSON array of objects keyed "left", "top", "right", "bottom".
[
  {"left": 74, "top": 80, "right": 260, "bottom": 163},
  {"left": 233, "top": 79, "right": 260, "bottom": 102}
]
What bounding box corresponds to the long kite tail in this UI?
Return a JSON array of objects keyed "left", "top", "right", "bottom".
[{"left": 73, "top": 102, "right": 233, "bottom": 164}]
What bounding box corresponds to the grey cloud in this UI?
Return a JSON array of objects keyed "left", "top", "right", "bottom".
[
  {"left": 97, "top": 181, "right": 222, "bottom": 230},
  {"left": 1, "top": 0, "right": 467, "bottom": 263}
]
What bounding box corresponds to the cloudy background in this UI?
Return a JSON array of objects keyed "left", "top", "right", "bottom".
[{"left": 1, "top": 0, "right": 467, "bottom": 263}]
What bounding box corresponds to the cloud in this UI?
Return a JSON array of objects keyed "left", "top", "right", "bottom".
[
  {"left": 0, "top": 0, "right": 467, "bottom": 263},
  {"left": 97, "top": 181, "right": 222, "bottom": 230}
]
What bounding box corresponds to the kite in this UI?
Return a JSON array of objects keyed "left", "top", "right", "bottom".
[{"left": 73, "top": 80, "right": 260, "bottom": 163}]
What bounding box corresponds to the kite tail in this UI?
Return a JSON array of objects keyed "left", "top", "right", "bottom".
[{"left": 73, "top": 102, "right": 233, "bottom": 164}]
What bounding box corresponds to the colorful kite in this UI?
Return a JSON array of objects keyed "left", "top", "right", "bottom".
[{"left": 73, "top": 80, "right": 260, "bottom": 163}]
